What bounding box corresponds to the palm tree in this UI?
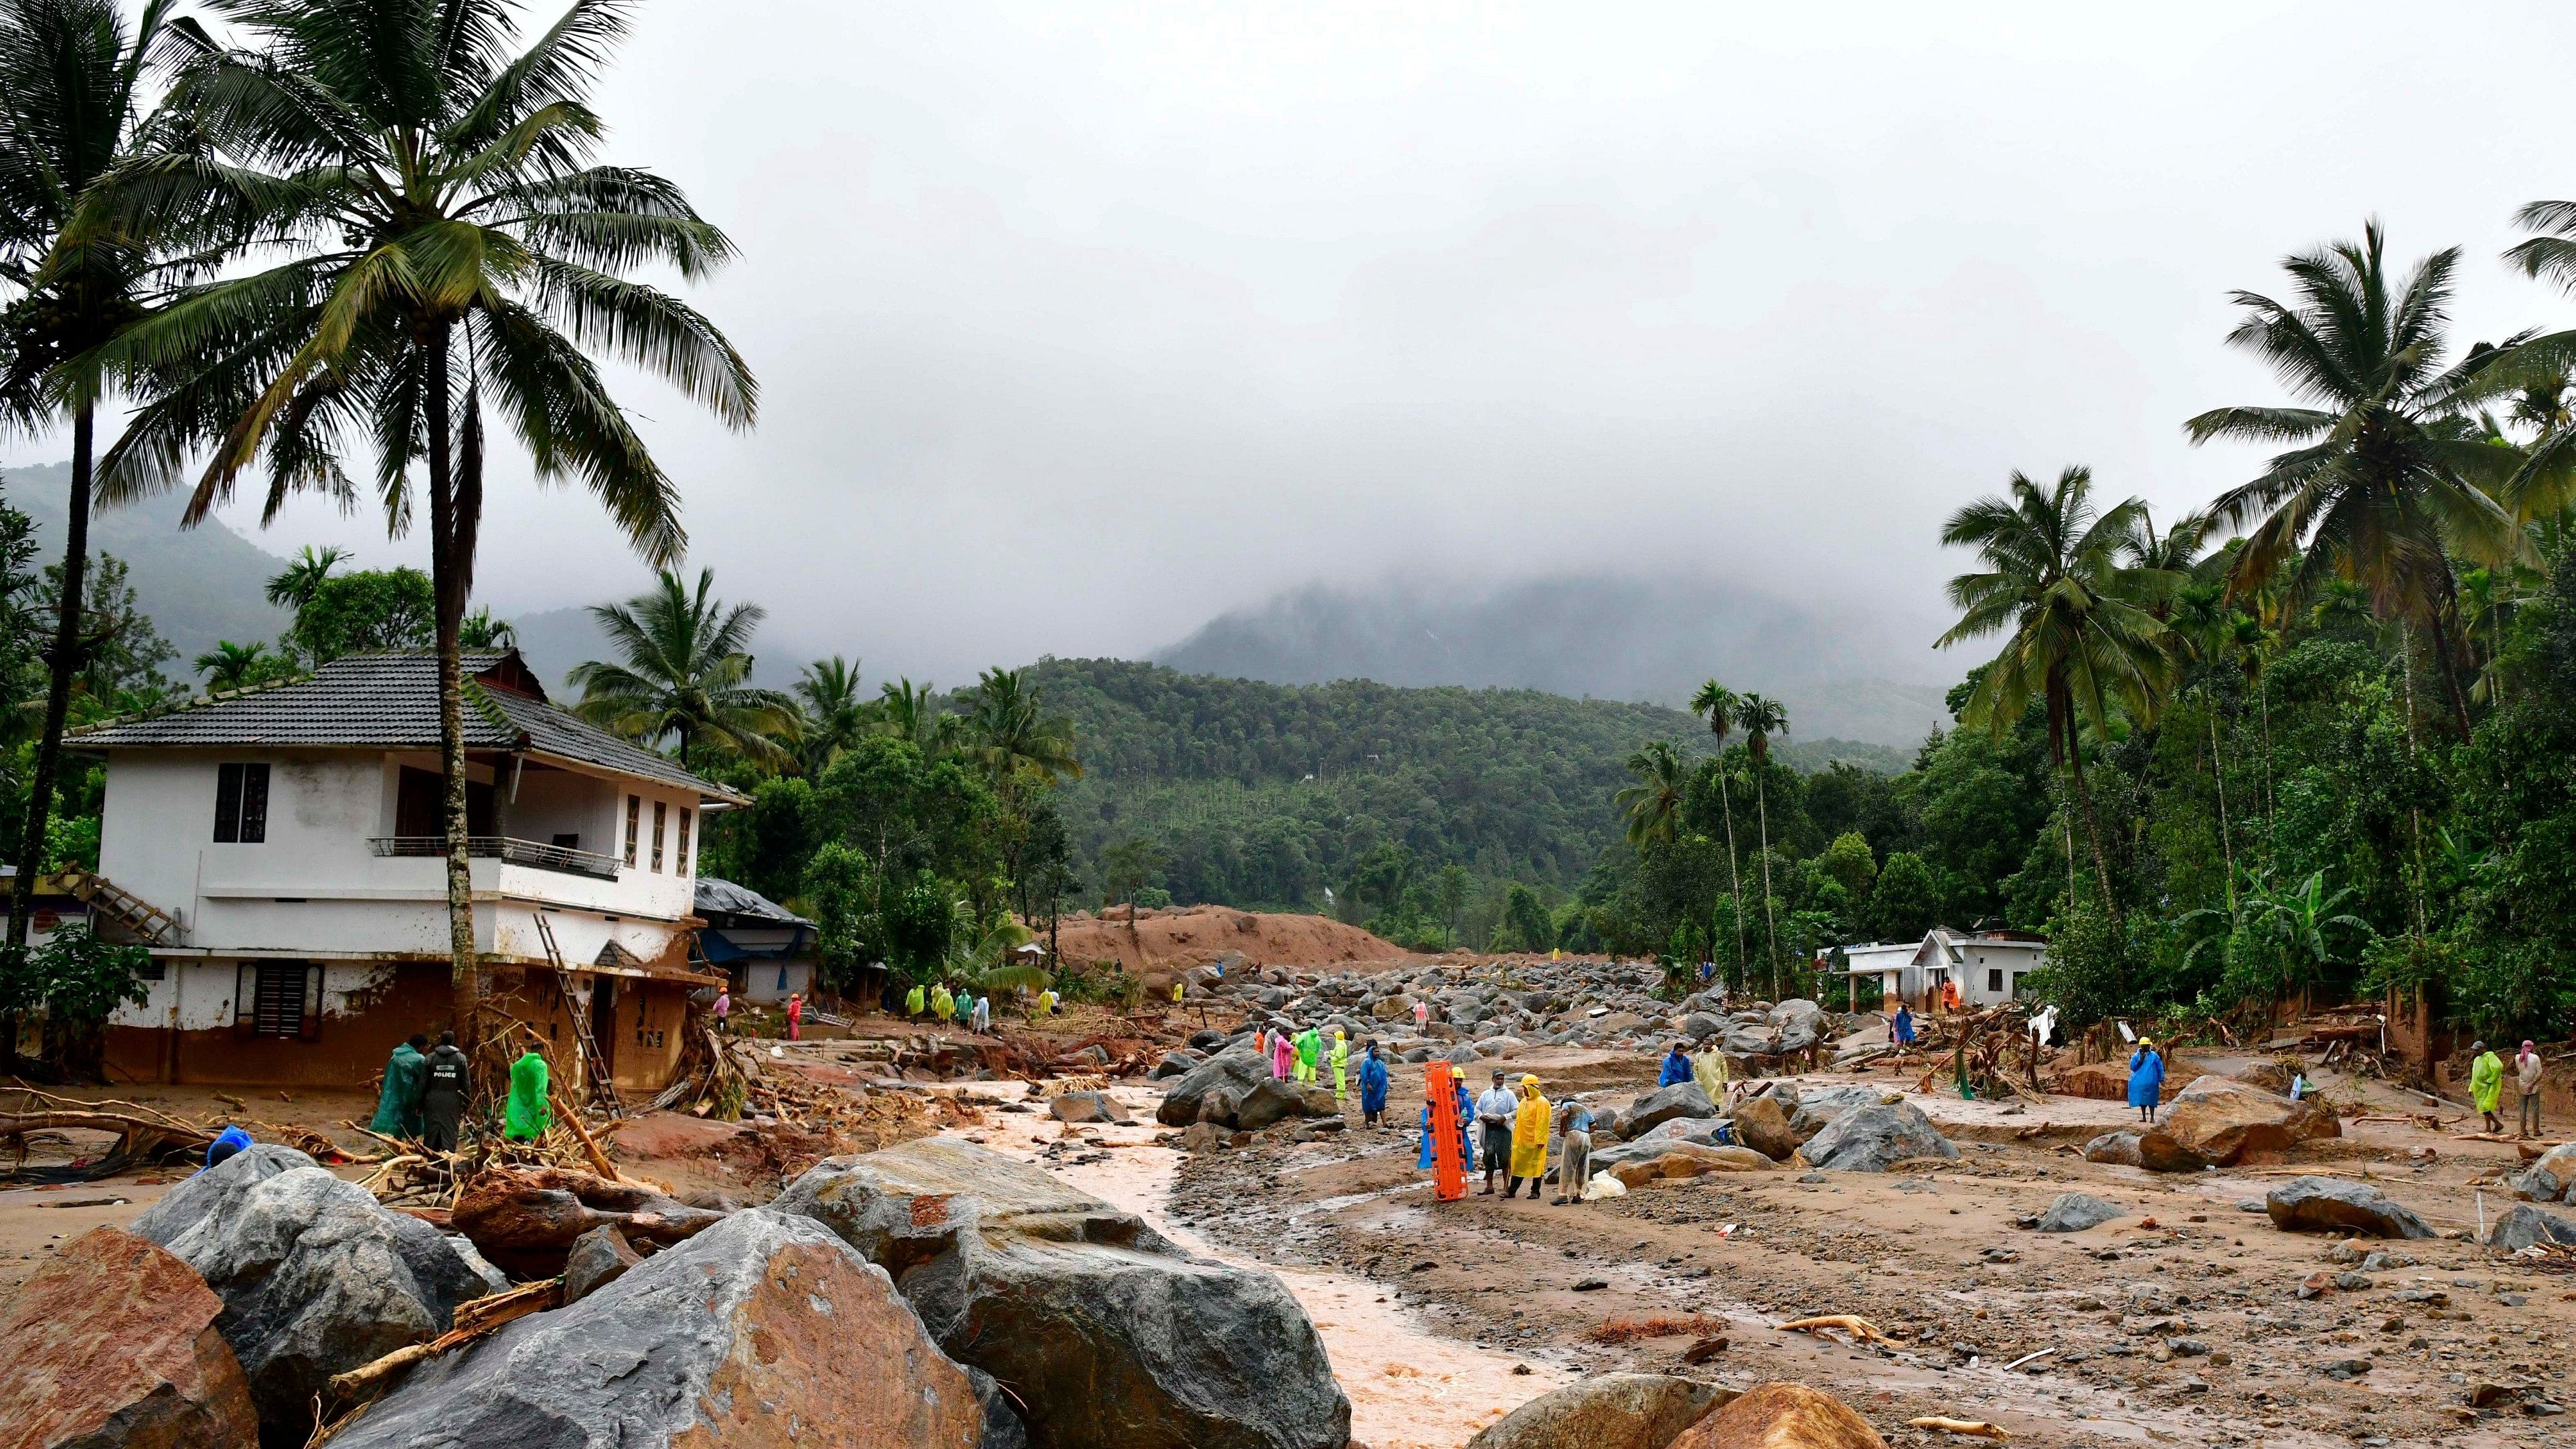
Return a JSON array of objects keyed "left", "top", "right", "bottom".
[
  {"left": 262, "top": 543, "right": 346, "bottom": 609},
  {"left": 1687, "top": 678, "right": 1748, "bottom": 974},
  {"left": 0, "top": 0, "right": 189, "bottom": 966},
  {"left": 793, "top": 655, "right": 872, "bottom": 772},
  {"left": 958, "top": 667, "right": 1080, "bottom": 785},
  {"left": 876, "top": 678, "right": 953, "bottom": 756},
  {"left": 194, "top": 638, "right": 276, "bottom": 689},
  {"left": 570, "top": 568, "right": 795, "bottom": 766},
  {"left": 1613, "top": 740, "right": 1688, "bottom": 847},
  {"left": 459, "top": 606, "right": 515, "bottom": 649},
  {"left": 96, "top": 0, "right": 756, "bottom": 1035},
  {"left": 2185, "top": 221, "right": 2524, "bottom": 736},
  {"left": 1937, "top": 466, "right": 2173, "bottom": 920},
  {"left": 1730, "top": 692, "right": 1787, "bottom": 992}
]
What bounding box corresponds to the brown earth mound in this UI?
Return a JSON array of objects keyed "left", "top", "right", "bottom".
[{"left": 1048, "top": 906, "right": 1423, "bottom": 981}]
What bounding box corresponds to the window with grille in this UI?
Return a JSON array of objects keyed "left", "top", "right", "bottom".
[
  {"left": 235, "top": 962, "right": 322, "bottom": 1039},
  {"left": 214, "top": 763, "right": 270, "bottom": 843},
  {"left": 624, "top": 796, "right": 641, "bottom": 865},
  {"left": 675, "top": 808, "right": 692, "bottom": 876},
  {"left": 1988, "top": 968, "right": 2004, "bottom": 993},
  {"left": 651, "top": 800, "right": 667, "bottom": 872}
]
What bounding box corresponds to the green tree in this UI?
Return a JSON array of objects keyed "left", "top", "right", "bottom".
[
  {"left": 1614, "top": 739, "right": 1689, "bottom": 847},
  {"left": 1688, "top": 678, "right": 1749, "bottom": 972},
  {"left": 289, "top": 567, "right": 433, "bottom": 662},
  {"left": 2186, "top": 221, "right": 2523, "bottom": 735},
  {"left": 1731, "top": 691, "right": 1788, "bottom": 987},
  {"left": 1814, "top": 831, "right": 1876, "bottom": 900},
  {"left": 793, "top": 655, "right": 871, "bottom": 773},
  {"left": 1437, "top": 862, "right": 1469, "bottom": 946},
  {"left": 957, "top": 667, "right": 1081, "bottom": 786},
  {"left": 0, "top": 0, "right": 190, "bottom": 966},
  {"left": 876, "top": 678, "right": 953, "bottom": 756},
  {"left": 195, "top": 638, "right": 285, "bottom": 690},
  {"left": 1937, "top": 466, "right": 2172, "bottom": 920},
  {"left": 263, "top": 543, "right": 346, "bottom": 609},
  {"left": 570, "top": 568, "right": 797, "bottom": 766},
  {"left": 1868, "top": 851, "right": 1939, "bottom": 943},
  {"left": 1499, "top": 882, "right": 1553, "bottom": 953},
  {"left": 37, "top": 553, "right": 173, "bottom": 706},
  {"left": 103, "top": 0, "right": 756, "bottom": 1039}
]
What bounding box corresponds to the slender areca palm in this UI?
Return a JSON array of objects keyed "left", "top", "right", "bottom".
[
  {"left": 1687, "top": 678, "right": 1748, "bottom": 974},
  {"left": 96, "top": 0, "right": 756, "bottom": 1033},
  {"left": 792, "top": 655, "right": 872, "bottom": 773},
  {"left": 1938, "top": 466, "right": 2173, "bottom": 921},
  {"left": 1613, "top": 739, "right": 1688, "bottom": 847},
  {"left": 193, "top": 638, "right": 277, "bottom": 689},
  {"left": 570, "top": 567, "right": 795, "bottom": 766},
  {"left": 2185, "top": 222, "right": 2524, "bottom": 736},
  {"left": 0, "top": 0, "right": 191, "bottom": 967},
  {"left": 262, "top": 542, "right": 345, "bottom": 608},
  {"left": 958, "top": 667, "right": 1080, "bottom": 786},
  {"left": 1730, "top": 692, "right": 1787, "bottom": 993},
  {"left": 876, "top": 678, "right": 953, "bottom": 756}
]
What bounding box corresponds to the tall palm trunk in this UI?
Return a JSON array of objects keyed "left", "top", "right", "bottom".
[
  {"left": 423, "top": 325, "right": 481, "bottom": 1042},
  {"left": 1716, "top": 765, "right": 1745, "bottom": 981},
  {"left": 1753, "top": 762, "right": 1777, "bottom": 999},
  {"left": 6, "top": 403, "right": 94, "bottom": 1070},
  {"left": 2054, "top": 686, "right": 2118, "bottom": 922},
  {"left": 2209, "top": 695, "right": 2235, "bottom": 910}
]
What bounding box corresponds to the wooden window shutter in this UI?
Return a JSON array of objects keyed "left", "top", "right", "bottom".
[{"left": 299, "top": 964, "right": 323, "bottom": 1040}]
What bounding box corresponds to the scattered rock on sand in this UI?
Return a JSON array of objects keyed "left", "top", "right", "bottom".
[
  {"left": 1666, "top": 1380, "right": 1884, "bottom": 1449},
  {"left": 1621, "top": 1082, "right": 1720, "bottom": 1139},
  {"left": 0, "top": 1225, "right": 258, "bottom": 1449},
  {"left": 2266, "top": 1176, "right": 2436, "bottom": 1240},
  {"left": 333, "top": 1209, "right": 981, "bottom": 1449},
  {"left": 2035, "top": 1192, "right": 2126, "bottom": 1233},
  {"left": 1787, "top": 1086, "right": 1892, "bottom": 1145},
  {"left": 1733, "top": 1095, "right": 1799, "bottom": 1161},
  {"left": 2081, "top": 1127, "right": 2211, "bottom": 1174},
  {"left": 777, "top": 1137, "right": 1350, "bottom": 1449},
  {"left": 1156, "top": 1043, "right": 1274, "bottom": 1127},
  {"left": 151, "top": 1165, "right": 491, "bottom": 1444},
  {"left": 2514, "top": 1142, "right": 2576, "bottom": 1204},
  {"left": 1049, "top": 1090, "right": 1135, "bottom": 1125},
  {"left": 2490, "top": 1205, "right": 2576, "bottom": 1252},
  {"left": 1794, "top": 1102, "right": 1959, "bottom": 1174},
  {"left": 1464, "top": 1371, "right": 1730, "bottom": 1449},
  {"left": 2160, "top": 1076, "right": 2338, "bottom": 1165},
  {"left": 1236, "top": 1076, "right": 1340, "bottom": 1130}
]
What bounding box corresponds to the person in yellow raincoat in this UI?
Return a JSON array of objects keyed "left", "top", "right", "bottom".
[
  {"left": 1330, "top": 1030, "right": 1350, "bottom": 1100},
  {"left": 1508, "top": 1074, "right": 1550, "bottom": 1199},
  {"left": 932, "top": 983, "right": 955, "bottom": 1023},
  {"left": 1693, "top": 1041, "right": 1730, "bottom": 1106},
  {"left": 2469, "top": 1040, "right": 2506, "bottom": 1133},
  {"left": 904, "top": 981, "right": 925, "bottom": 1019},
  {"left": 1172, "top": 978, "right": 1186, "bottom": 1005},
  {"left": 503, "top": 1049, "right": 552, "bottom": 1142}
]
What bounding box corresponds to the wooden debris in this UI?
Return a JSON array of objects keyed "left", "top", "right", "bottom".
[
  {"left": 1777, "top": 1314, "right": 1892, "bottom": 1345},
  {"left": 1909, "top": 1417, "right": 2008, "bottom": 1439}
]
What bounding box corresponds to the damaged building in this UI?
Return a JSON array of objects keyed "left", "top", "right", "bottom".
[{"left": 58, "top": 649, "right": 740, "bottom": 1094}]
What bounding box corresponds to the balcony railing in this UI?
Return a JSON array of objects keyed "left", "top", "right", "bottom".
[{"left": 368, "top": 836, "right": 623, "bottom": 881}]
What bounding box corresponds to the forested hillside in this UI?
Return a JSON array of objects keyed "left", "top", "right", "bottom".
[{"left": 1028, "top": 657, "right": 1901, "bottom": 934}]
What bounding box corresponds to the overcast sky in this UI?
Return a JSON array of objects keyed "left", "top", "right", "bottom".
[{"left": 15, "top": 1, "right": 2576, "bottom": 682}]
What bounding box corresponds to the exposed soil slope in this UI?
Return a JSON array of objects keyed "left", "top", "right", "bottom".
[{"left": 1049, "top": 906, "right": 1422, "bottom": 980}]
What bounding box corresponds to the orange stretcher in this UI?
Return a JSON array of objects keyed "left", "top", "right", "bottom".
[{"left": 1427, "top": 1060, "right": 1467, "bottom": 1202}]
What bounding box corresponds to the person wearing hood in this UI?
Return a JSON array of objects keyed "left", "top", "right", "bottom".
[
  {"left": 1508, "top": 1074, "right": 1552, "bottom": 1199},
  {"left": 370, "top": 1035, "right": 429, "bottom": 1138},
  {"left": 1330, "top": 1030, "right": 1351, "bottom": 1100},
  {"left": 1893, "top": 1003, "right": 1916, "bottom": 1047},
  {"left": 1295, "top": 1025, "right": 1322, "bottom": 1084},
  {"left": 1694, "top": 1041, "right": 1730, "bottom": 1106},
  {"left": 1358, "top": 1042, "right": 1390, "bottom": 1126},
  {"left": 1271, "top": 1025, "right": 1295, "bottom": 1080},
  {"left": 204, "top": 1124, "right": 254, "bottom": 1169},
  {"left": 2517, "top": 1040, "right": 2547, "bottom": 1138},
  {"left": 503, "top": 1048, "right": 552, "bottom": 1142},
  {"left": 904, "top": 981, "right": 926, "bottom": 1019},
  {"left": 2127, "top": 1039, "right": 2166, "bottom": 1124},
  {"left": 1658, "top": 1041, "right": 1693, "bottom": 1088},
  {"left": 2470, "top": 1041, "right": 2506, "bottom": 1134},
  {"left": 421, "top": 1031, "right": 471, "bottom": 1152},
  {"left": 931, "top": 983, "right": 955, "bottom": 1023}
]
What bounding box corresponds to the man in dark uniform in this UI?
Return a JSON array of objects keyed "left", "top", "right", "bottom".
[{"left": 421, "top": 1030, "right": 471, "bottom": 1151}]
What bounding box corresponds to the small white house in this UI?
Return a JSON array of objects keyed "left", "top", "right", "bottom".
[
  {"left": 1830, "top": 926, "right": 2048, "bottom": 1012},
  {"left": 68, "top": 649, "right": 740, "bottom": 1090}
]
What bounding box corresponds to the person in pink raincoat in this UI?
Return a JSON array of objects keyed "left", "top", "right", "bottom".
[{"left": 1271, "top": 1025, "right": 1295, "bottom": 1080}]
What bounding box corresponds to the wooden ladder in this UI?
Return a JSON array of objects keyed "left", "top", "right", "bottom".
[
  {"left": 47, "top": 869, "right": 183, "bottom": 945},
  {"left": 535, "top": 911, "right": 623, "bottom": 1117}
]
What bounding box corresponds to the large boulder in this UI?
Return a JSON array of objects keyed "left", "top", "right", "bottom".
[
  {"left": 129, "top": 1143, "right": 318, "bottom": 1247},
  {"left": 1732, "top": 1095, "right": 1799, "bottom": 1161},
  {"left": 2034, "top": 1192, "right": 2125, "bottom": 1233},
  {"left": 1787, "top": 1086, "right": 1890, "bottom": 1145},
  {"left": 1621, "top": 1082, "right": 1720, "bottom": 1140},
  {"left": 0, "top": 1225, "right": 258, "bottom": 1449},
  {"left": 1607, "top": 1144, "right": 1774, "bottom": 1189},
  {"left": 1156, "top": 1043, "right": 1275, "bottom": 1126},
  {"left": 2514, "top": 1142, "right": 2576, "bottom": 1204},
  {"left": 1236, "top": 1077, "right": 1339, "bottom": 1131},
  {"left": 2266, "top": 1176, "right": 2436, "bottom": 1240},
  {"left": 152, "top": 1165, "right": 489, "bottom": 1445},
  {"left": 1668, "top": 1381, "right": 1884, "bottom": 1448},
  {"left": 448, "top": 1165, "right": 726, "bottom": 1278},
  {"left": 331, "top": 1210, "right": 981, "bottom": 1449},
  {"left": 2159, "top": 1076, "right": 2339, "bottom": 1165},
  {"left": 2491, "top": 1205, "right": 2576, "bottom": 1252},
  {"left": 1050, "top": 1090, "right": 1135, "bottom": 1126},
  {"left": 2080, "top": 1128, "right": 2210, "bottom": 1174},
  {"left": 1591, "top": 1116, "right": 1733, "bottom": 1172},
  {"left": 1465, "top": 1372, "right": 1728, "bottom": 1449},
  {"left": 776, "top": 1138, "right": 1350, "bottom": 1449},
  {"left": 1795, "top": 1102, "right": 1958, "bottom": 1174}
]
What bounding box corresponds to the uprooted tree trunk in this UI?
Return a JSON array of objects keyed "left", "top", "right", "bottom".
[{"left": 447, "top": 1164, "right": 724, "bottom": 1278}]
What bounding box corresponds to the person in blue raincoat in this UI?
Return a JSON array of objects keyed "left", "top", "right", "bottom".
[
  {"left": 1892, "top": 1003, "right": 1916, "bottom": 1047},
  {"left": 1657, "top": 1040, "right": 1693, "bottom": 1088},
  {"left": 1357, "top": 1042, "right": 1391, "bottom": 1127},
  {"left": 1417, "top": 1074, "right": 1477, "bottom": 1172},
  {"left": 2127, "top": 1039, "right": 2166, "bottom": 1123}
]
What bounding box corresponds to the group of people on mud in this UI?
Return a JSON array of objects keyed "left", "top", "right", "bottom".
[
  {"left": 358, "top": 1031, "right": 553, "bottom": 1154},
  {"left": 1251, "top": 1023, "right": 1394, "bottom": 1124},
  {"left": 892, "top": 979, "right": 1033, "bottom": 1033}
]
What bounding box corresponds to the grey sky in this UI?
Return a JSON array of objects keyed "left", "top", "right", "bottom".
[{"left": 14, "top": 1, "right": 2576, "bottom": 683}]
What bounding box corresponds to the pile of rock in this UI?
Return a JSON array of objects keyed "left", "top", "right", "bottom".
[{"left": 1465, "top": 1375, "right": 1890, "bottom": 1449}]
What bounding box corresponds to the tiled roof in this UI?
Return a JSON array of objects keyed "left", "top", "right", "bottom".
[{"left": 69, "top": 650, "right": 740, "bottom": 801}]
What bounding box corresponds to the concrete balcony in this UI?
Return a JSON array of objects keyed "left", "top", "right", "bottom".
[{"left": 368, "top": 835, "right": 623, "bottom": 881}]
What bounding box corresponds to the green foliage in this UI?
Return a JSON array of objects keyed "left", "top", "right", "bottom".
[
  {"left": 572, "top": 569, "right": 799, "bottom": 768},
  {"left": 2024, "top": 903, "right": 2134, "bottom": 1029},
  {"left": 1497, "top": 883, "right": 1554, "bottom": 952},
  {"left": 289, "top": 568, "right": 432, "bottom": 663},
  {"left": 1868, "top": 851, "right": 1939, "bottom": 943},
  {"left": 0, "top": 923, "right": 149, "bottom": 1027}
]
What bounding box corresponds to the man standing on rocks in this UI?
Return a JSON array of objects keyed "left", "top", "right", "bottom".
[
  {"left": 1508, "top": 1074, "right": 1551, "bottom": 1199},
  {"left": 2127, "top": 1039, "right": 2165, "bottom": 1124},
  {"left": 1475, "top": 1068, "right": 1518, "bottom": 1195},
  {"left": 1414, "top": 997, "right": 1431, "bottom": 1032},
  {"left": 422, "top": 1031, "right": 471, "bottom": 1151},
  {"left": 1550, "top": 1094, "right": 1594, "bottom": 1204},
  {"left": 2471, "top": 1041, "right": 2506, "bottom": 1134},
  {"left": 2518, "top": 1040, "right": 2546, "bottom": 1138},
  {"left": 1295, "top": 1025, "right": 1322, "bottom": 1084},
  {"left": 370, "top": 1034, "right": 428, "bottom": 1138},
  {"left": 1358, "top": 1041, "right": 1389, "bottom": 1126},
  {"left": 1658, "top": 1040, "right": 1693, "bottom": 1088},
  {"left": 1331, "top": 1030, "right": 1350, "bottom": 1101}
]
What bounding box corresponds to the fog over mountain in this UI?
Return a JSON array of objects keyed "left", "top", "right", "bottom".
[{"left": 1159, "top": 573, "right": 1953, "bottom": 747}]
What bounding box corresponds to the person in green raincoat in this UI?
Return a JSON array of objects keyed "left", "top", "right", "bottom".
[
  {"left": 1294, "top": 1025, "right": 1321, "bottom": 1084},
  {"left": 370, "top": 1034, "right": 429, "bottom": 1137},
  {"left": 905, "top": 981, "right": 926, "bottom": 1018},
  {"left": 2469, "top": 1040, "right": 2506, "bottom": 1133},
  {"left": 503, "top": 1049, "right": 552, "bottom": 1141},
  {"left": 1330, "top": 1029, "right": 1350, "bottom": 1100}
]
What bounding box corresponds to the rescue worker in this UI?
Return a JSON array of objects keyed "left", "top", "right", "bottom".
[
  {"left": 1508, "top": 1074, "right": 1551, "bottom": 1199},
  {"left": 1413, "top": 998, "right": 1431, "bottom": 1032},
  {"left": 2518, "top": 1039, "right": 2546, "bottom": 1138},
  {"left": 1693, "top": 1039, "right": 1730, "bottom": 1106},
  {"left": 971, "top": 993, "right": 993, "bottom": 1034},
  {"left": 370, "top": 1033, "right": 429, "bottom": 1138},
  {"left": 1550, "top": 1095, "right": 1595, "bottom": 1204},
  {"left": 2470, "top": 1041, "right": 2506, "bottom": 1134},
  {"left": 503, "top": 1048, "right": 552, "bottom": 1142},
  {"left": 1173, "top": 978, "right": 1186, "bottom": 1006},
  {"left": 1330, "top": 1029, "right": 1350, "bottom": 1101},
  {"left": 932, "top": 982, "right": 955, "bottom": 1023},
  {"left": 1658, "top": 1040, "right": 1692, "bottom": 1088},
  {"left": 2127, "top": 1038, "right": 2166, "bottom": 1124},
  {"left": 1295, "top": 1024, "right": 1321, "bottom": 1084},
  {"left": 421, "top": 1031, "right": 471, "bottom": 1152},
  {"left": 1034, "top": 987, "right": 1058, "bottom": 1021},
  {"left": 1358, "top": 1041, "right": 1390, "bottom": 1127},
  {"left": 1474, "top": 1069, "right": 1518, "bottom": 1195},
  {"left": 1892, "top": 1002, "right": 1916, "bottom": 1047},
  {"left": 1417, "top": 1072, "right": 1478, "bottom": 1172},
  {"left": 905, "top": 981, "right": 926, "bottom": 1019},
  {"left": 1271, "top": 1025, "right": 1295, "bottom": 1080},
  {"left": 785, "top": 991, "right": 804, "bottom": 1041},
  {"left": 205, "top": 1124, "right": 253, "bottom": 1169}
]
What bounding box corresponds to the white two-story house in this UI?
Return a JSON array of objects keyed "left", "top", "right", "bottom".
[{"left": 70, "top": 649, "right": 742, "bottom": 1092}]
